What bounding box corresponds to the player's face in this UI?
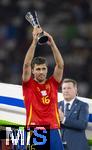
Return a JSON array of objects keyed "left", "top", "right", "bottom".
[
  {"left": 62, "top": 82, "right": 77, "bottom": 101},
  {"left": 32, "top": 64, "right": 48, "bottom": 83}
]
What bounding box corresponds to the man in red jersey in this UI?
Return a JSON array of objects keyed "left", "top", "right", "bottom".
[{"left": 22, "top": 27, "right": 64, "bottom": 150}]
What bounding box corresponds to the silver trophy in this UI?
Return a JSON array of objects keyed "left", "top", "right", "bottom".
[{"left": 25, "top": 11, "right": 48, "bottom": 45}]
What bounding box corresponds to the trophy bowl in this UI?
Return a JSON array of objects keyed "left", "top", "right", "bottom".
[{"left": 38, "top": 32, "right": 48, "bottom": 44}]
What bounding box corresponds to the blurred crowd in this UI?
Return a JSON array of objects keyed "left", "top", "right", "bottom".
[{"left": 0, "top": 0, "right": 92, "bottom": 98}]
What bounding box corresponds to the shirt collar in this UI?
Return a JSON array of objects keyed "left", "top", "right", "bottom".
[{"left": 64, "top": 97, "right": 76, "bottom": 107}]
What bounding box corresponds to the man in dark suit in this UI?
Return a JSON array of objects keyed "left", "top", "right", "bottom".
[{"left": 58, "top": 78, "right": 90, "bottom": 150}]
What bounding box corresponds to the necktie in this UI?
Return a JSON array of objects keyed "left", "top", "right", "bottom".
[{"left": 65, "top": 103, "right": 70, "bottom": 116}]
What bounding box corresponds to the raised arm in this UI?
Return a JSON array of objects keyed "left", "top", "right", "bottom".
[
  {"left": 44, "top": 32, "right": 64, "bottom": 83},
  {"left": 22, "top": 27, "right": 42, "bottom": 82}
]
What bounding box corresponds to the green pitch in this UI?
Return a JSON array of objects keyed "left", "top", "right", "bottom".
[{"left": 0, "top": 120, "right": 19, "bottom": 125}]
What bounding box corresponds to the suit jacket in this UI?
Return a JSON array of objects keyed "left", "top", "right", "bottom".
[{"left": 58, "top": 98, "right": 90, "bottom": 150}]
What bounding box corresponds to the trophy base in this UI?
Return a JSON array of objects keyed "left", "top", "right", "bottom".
[{"left": 38, "top": 35, "right": 48, "bottom": 45}]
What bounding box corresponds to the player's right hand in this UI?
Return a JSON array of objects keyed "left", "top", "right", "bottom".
[{"left": 32, "top": 27, "right": 43, "bottom": 42}]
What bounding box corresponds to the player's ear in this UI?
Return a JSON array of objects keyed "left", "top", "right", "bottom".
[
  {"left": 32, "top": 68, "right": 34, "bottom": 75},
  {"left": 46, "top": 67, "right": 48, "bottom": 72}
]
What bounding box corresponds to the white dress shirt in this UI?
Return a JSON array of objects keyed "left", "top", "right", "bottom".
[
  {"left": 64, "top": 98, "right": 75, "bottom": 112},
  {"left": 62, "top": 97, "right": 76, "bottom": 124}
]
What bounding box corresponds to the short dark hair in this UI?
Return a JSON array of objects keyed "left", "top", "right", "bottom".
[
  {"left": 31, "top": 56, "right": 47, "bottom": 69},
  {"left": 62, "top": 78, "right": 77, "bottom": 87}
]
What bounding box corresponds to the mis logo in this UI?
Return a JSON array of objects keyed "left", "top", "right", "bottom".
[{"left": 5, "top": 126, "right": 49, "bottom": 150}]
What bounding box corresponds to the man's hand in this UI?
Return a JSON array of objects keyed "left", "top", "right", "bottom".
[{"left": 59, "top": 106, "right": 64, "bottom": 122}]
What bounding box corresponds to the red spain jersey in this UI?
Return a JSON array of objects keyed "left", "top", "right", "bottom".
[{"left": 22, "top": 76, "right": 61, "bottom": 129}]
